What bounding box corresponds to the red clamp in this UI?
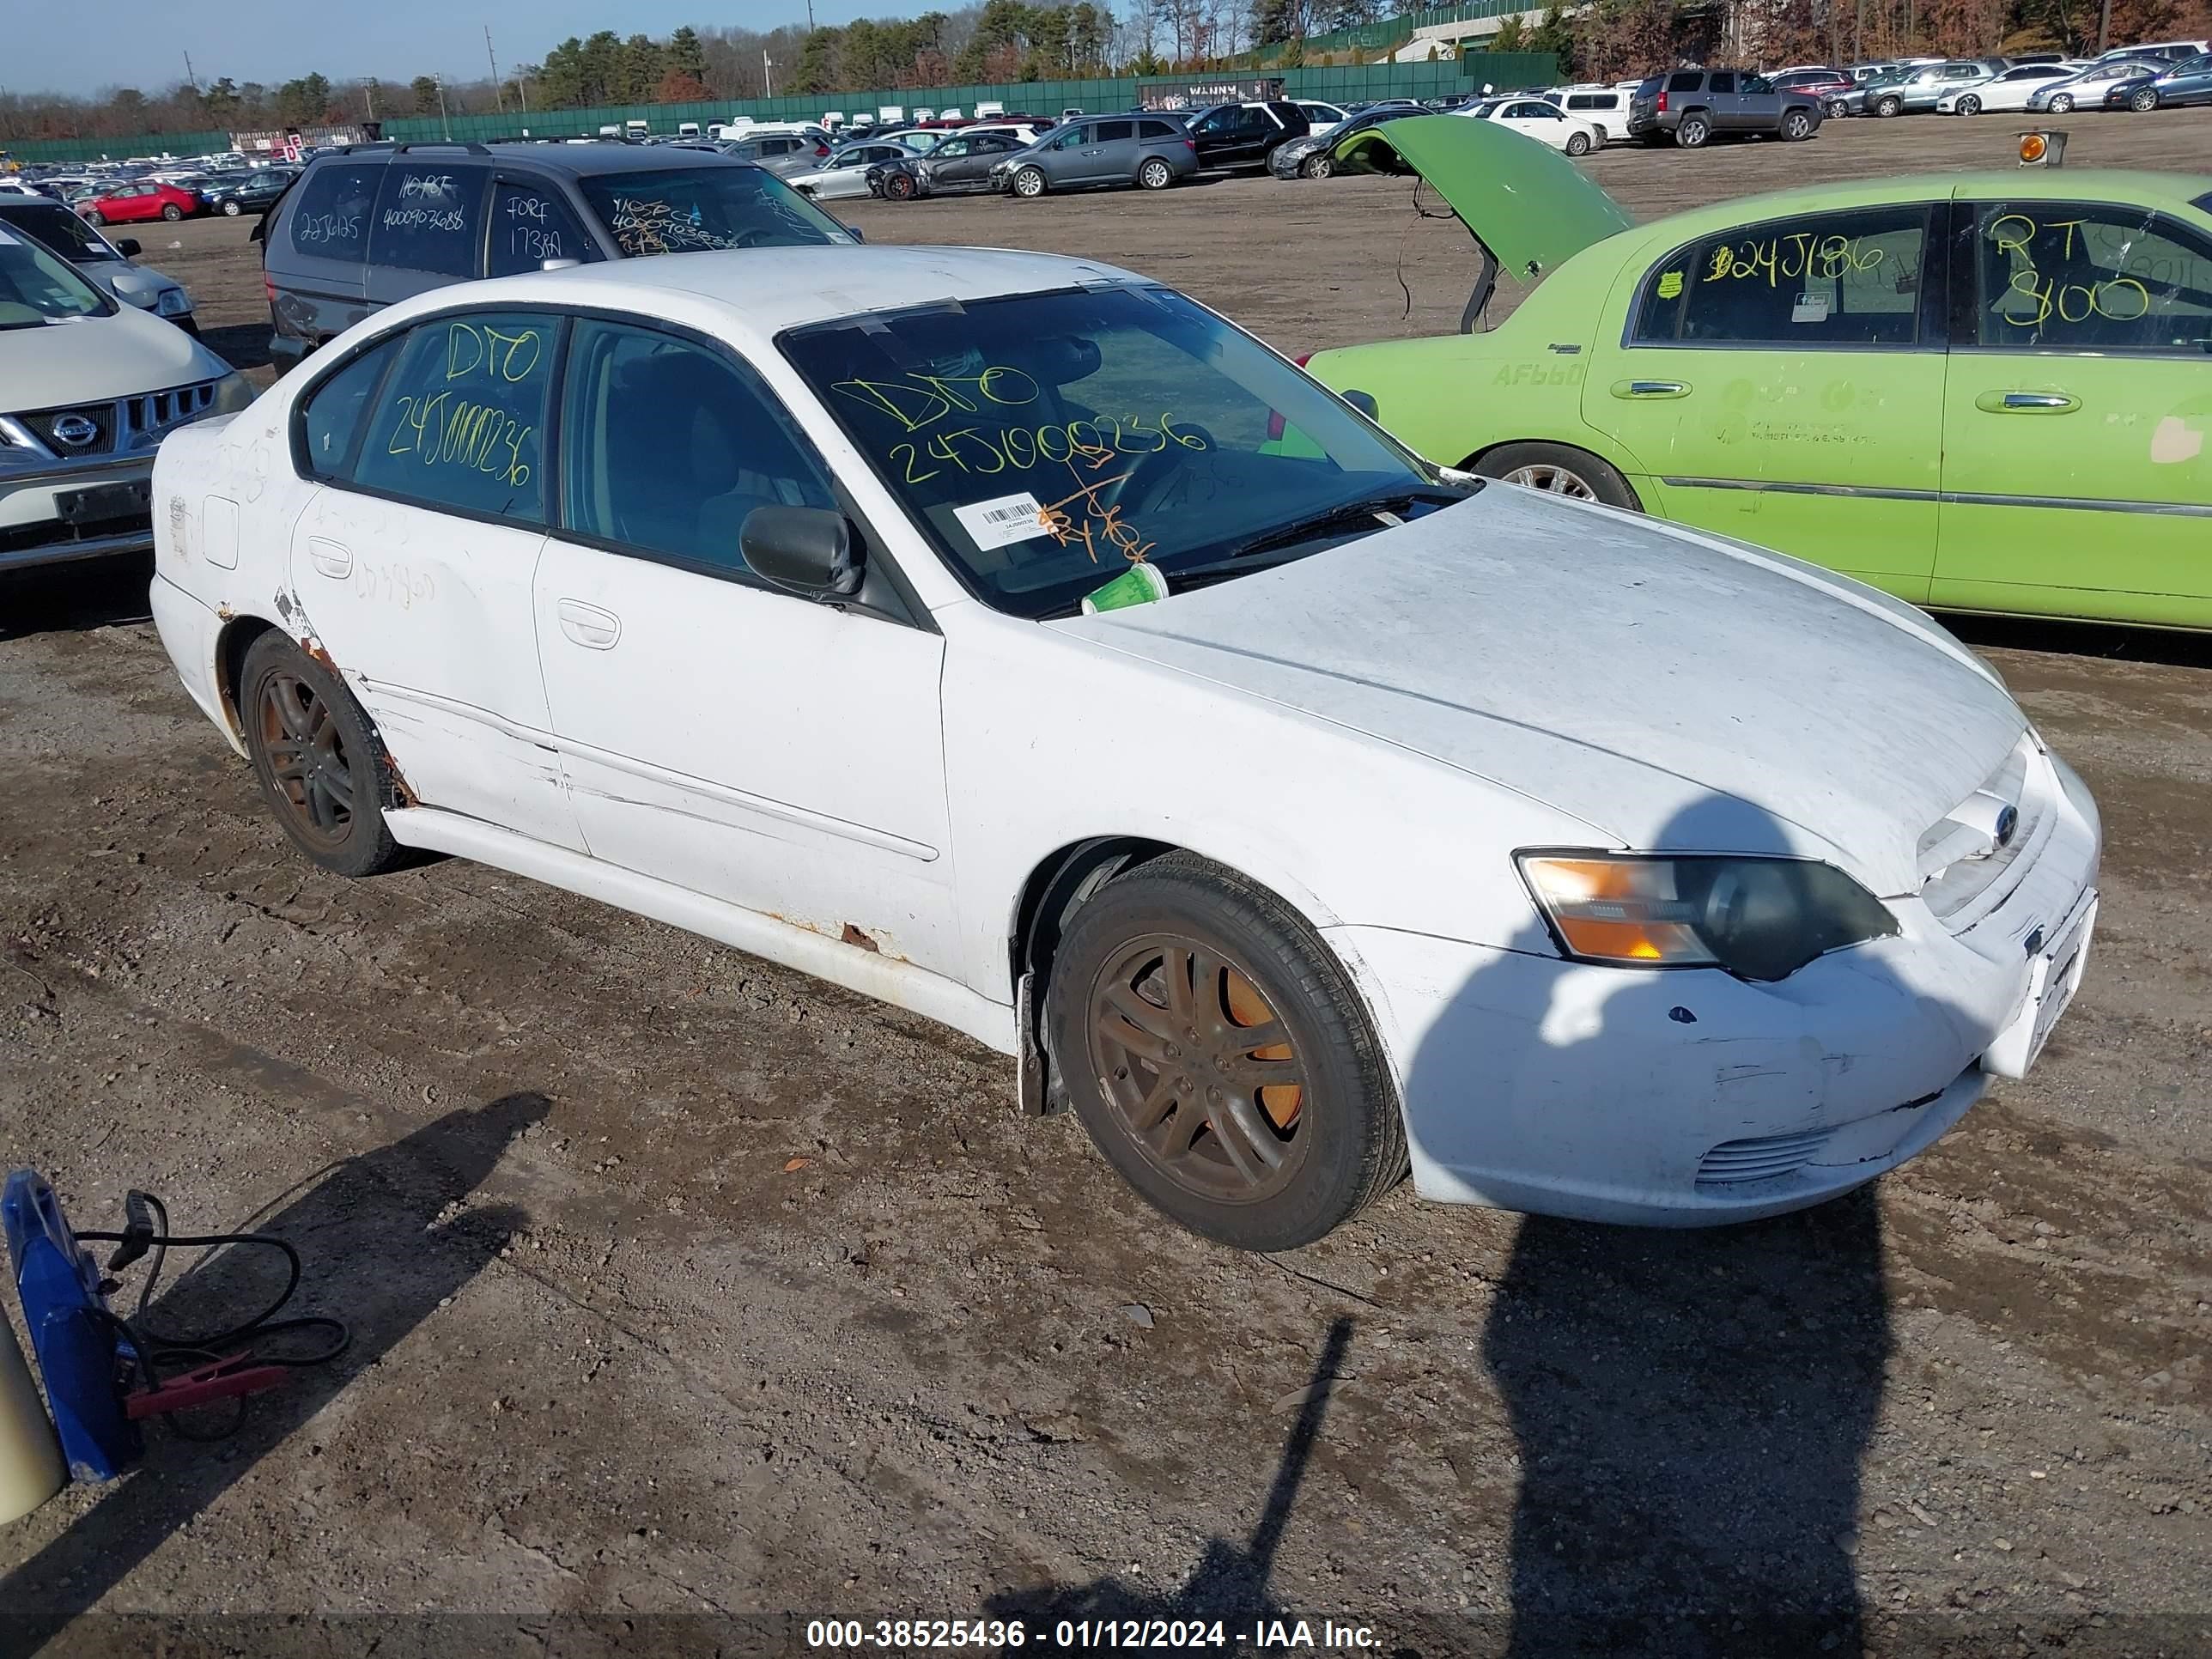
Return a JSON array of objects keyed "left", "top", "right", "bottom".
[{"left": 125, "top": 1353, "right": 292, "bottom": 1420}]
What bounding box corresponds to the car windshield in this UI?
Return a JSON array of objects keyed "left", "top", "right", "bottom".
[
  {"left": 0, "top": 202, "right": 117, "bottom": 260},
  {"left": 780, "top": 283, "right": 1454, "bottom": 620},
  {"left": 574, "top": 166, "right": 850, "bottom": 256},
  {"left": 0, "top": 228, "right": 110, "bottom": 328}
]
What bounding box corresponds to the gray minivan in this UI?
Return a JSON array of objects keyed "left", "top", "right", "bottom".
[
  {"left": 258, "top": 141, "right": 860, "bottom": 365},
  {"left": 991, "top": 116, "right": 1197, "bottom": 198}
]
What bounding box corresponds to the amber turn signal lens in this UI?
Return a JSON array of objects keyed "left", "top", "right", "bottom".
[{"left": 2020, "top": 133, "right": 2047, "bottom": 163}]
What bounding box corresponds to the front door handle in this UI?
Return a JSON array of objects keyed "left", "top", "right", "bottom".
[
  {"left": 305, "top": 537, "right": 352, "bottom": 579},
  {"left": 1976, "top": 390, "right": 2081, "bottom": 414},
  {"left": 1611, "top": 380, "right": 1691, "bottom": 399},
  {"left": 556, "top": 598, "right": 621, "bottom": 649}
]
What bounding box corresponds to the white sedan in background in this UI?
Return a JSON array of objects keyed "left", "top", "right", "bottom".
[
  {"left": 148, "top": 246, "right": 2099, "bottom": 1251},
  {"left": 1936, "top": 60, "right": 2088, "bottom": 112},
  {"left": 787, "top": 142, "right": 921, "bottom": 200},
  {"left": 1455, "top": 95, "right": 1608, "bottom": 154}
]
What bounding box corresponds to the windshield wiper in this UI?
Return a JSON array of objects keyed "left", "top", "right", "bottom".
[{"left": 1197, "top": 488, "right": 1468, "bottom": 570}]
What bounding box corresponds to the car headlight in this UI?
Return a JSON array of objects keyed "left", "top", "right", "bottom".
[
  {"left": 212, "top": 374, "right": 256, "bottom": 414},
  {"left": 156, "top": 287, "right": 192, "bottom": 317},
  {"left": 1516, "top": 853, "right": 1899, "bottom": 982}
]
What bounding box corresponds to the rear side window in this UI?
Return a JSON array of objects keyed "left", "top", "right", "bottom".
[
  {"left": 285, "top": 162, "right": 380, "bottom": 261},
  {"left": 350, "top": 310, "right": 558, "bottom": 522},
  {"left": 1634, "top": 206, "right": 1930, "bottom": 348},
  {"left": 370, "top": 165, "right": 485, "bottom": 278},
  {"left": 298, "top": 337, "right": 399, "bottom": 478},
  {"left": 488, "top": 180, "right": 589, "bottom": 278},
  {"left": 1139, "top": 119, "right": 1180, "bottom": 138},
  {"left": 1668, "top": 71, "right": 1704, "bottom": 93},
  {"left": 1096, "top": 120, "right": 1135, "bottom": 142},
  {"left": 1709, "top": 73, "right": 1736, "bottom": 93}
]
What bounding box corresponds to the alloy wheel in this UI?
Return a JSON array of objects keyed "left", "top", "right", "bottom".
[
  {"left": 1502, "top": 462, "right": 1599, "bottom": 499},
  {"left": 1086, "top": 937, "right": 1309, "bottom": 1205},
  {"left": 257, "top": 671, "right": 356, "bottom": 851}
]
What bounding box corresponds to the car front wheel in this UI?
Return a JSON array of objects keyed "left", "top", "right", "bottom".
[
  {"left": 161, "top": 204, "right": 184, "bottom": 221},
  {"left": 240, "top": 632, "right": 404, "bottom": 878},
  {"left": 1674, "top": 113, "right": 1711, "bottom": 147},
  {"left": 2048, "top": 93, "right": 2074, "bottom": 112},
  {"left": 1048, "top": 853, "right": 1406, "bottom": 1251},
  {"left": 2130, "top": 87, "right": 2159, "bottom": 110},
  {"left": 884, "top": 171, "right": 917, "bottom": 200},
  {"left": 1301, "top": 152, "right": 1334, "bottom": 179},
  {"left": 1565, "top": 130, "right": 1592, "bottom": 155},
  {"left": 1138, "top": 157, "right": 1174, "bottom": 190},
  {"left": 221, "top": 198, "right": 242, "bottom": 215},
  {"left": 84, "top": 209, "right": 105, "bottom": 225},
  {"left": 1473, "top": 441, "right": 1641, "bottom": 510},
  {"left": 1956, "top": 94, "right": 1982, "bottom": 114},
  {"left": 1012, "top": 166, "right": 1047, "bottom": 198}
]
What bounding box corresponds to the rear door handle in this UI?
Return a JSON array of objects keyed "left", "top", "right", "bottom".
[
  {"left": 556, "top": 598, "right": 621, "bottom": 649},
  {"left": 305, "top": 537, "right": 351, "bottom": 579},
  {"left": 1611, "top": 380, "right": 1691, "bottom": 399},
  {"left": 1977, "top": 391, "right": 2081, "bottom": 414}
]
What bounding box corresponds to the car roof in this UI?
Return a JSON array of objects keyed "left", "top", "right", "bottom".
[
  {"left": 1626, "top": 168, "right": 2211, "bottom": 241},
  {"left": 316, "top": 142, "right": 757, "bottom": 178},
  {"left": 359, "top": 245, "right": 1149, "bottom": 349}
]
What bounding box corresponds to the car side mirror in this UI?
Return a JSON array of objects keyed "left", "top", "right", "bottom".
[
  {"left": 843, "top": 222, "right": 866, "bottom": 243},
  {"left": 1340, "top": 388, "right": 1379, "bottom": 420},
  {"left": 116, "top": 237, "right": 141, "bottom": 258},
  {"left": 741, "top": 505, "right": 863, "bottom": 599}
]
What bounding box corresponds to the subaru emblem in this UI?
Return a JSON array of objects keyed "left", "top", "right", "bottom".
[
  {"left": 1993, "top": 804, "right": 2017, "bottom": 848},
  {"left": 51, "top": 414, "right": 98, "bottom": 448}
]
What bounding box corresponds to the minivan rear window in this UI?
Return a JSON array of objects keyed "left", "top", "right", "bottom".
[
  {"left": 1139, "top": 119, "right": 1181, "bottom": 138},
  {"left": 1096, "top": 120, "right": 1135, "bottom": 142},
  {"left": 371, "top": 163, "right": 485, "bottom": 278},
  {"left": 286, "top": 163, "right": 380, "bottom": 260}
]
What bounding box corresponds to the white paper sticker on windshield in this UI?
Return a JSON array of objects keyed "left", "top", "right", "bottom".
[
  {"left": 1790, "top": 292, "right": 1832, "bottom": 324},
  {"left": 954, "top": 491, "right": 1050, "bottom": 550}
]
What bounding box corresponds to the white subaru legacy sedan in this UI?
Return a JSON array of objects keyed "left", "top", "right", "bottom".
[{"left": 149, "top": 248, "right": 2100, "bottom": 1251}]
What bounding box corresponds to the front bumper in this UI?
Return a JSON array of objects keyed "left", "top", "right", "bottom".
[
  {"left": 1328, "top": 751, "right": 2100, "bottom": 1226},
  {"left": 0, "top": 455, "right": 155, "bottom": 571}
]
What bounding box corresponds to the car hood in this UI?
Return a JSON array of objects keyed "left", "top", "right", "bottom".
[
  {"left": 1055, "top": 487, "right": 2022, "bottom": 896},
  {"left": 1328, "top": 115, "right": 1633, "bottom": 281},
  {"left": 2, "top": 301, "right": 228, "bottom": 404}
]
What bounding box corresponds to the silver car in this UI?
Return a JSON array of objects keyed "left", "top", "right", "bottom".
[
  {"left": 992, "top": 115, "right": 1197, "bottom": 198},
  {"left": 0, "top": 198, "right": 198, "bottom": 334}
]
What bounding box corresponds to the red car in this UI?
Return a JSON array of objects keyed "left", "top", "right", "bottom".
[{"left": 76, "top": 180, "right": 201, "bottom": 225}]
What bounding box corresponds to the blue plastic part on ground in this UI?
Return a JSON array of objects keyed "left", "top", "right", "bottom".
[{"left": 3, "top": 1170, "right": 141, "bottom": 1482}]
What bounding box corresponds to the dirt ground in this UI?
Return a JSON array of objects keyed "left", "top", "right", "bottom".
[{"left": 3, "top": 110, "right": 2210, "bottom": 1658}]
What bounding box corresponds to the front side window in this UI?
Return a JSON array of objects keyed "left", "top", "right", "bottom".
[
  {"left": 933, "top": 139, "right": 972, "bottom": 159},
  {"left": 1966, "top": 201, "right": 2212, "bottom": 352},
  {"left": 1051, "top": 127, "right": 1090, "bottom": 149},
  {"left": 577, "top": 167, "right": 848, "bottom": 257},
  {"left": 781, "top": 283, "right": 1446, "bottom": 620},
  {"left": 1, "top": 204, "right": 114, "bottom": 260},
  {"left": 1742, "top": 73, "right": 1774, "bottom": 93},
  {"left": 560, "top": 320, "right": 834, "bottom": 578},
  {"left": 1634, "top": 206, "right": 1929, "bottom": 348},
  {"left": 487, "top": 181, "right": 589, "bottom": 277},
  {"left": 370, "top": 163, "right": 485, "bottom": 278},
  {"left": 285, "top": 163, "right": 380, "bottom": 260},
  {"left": 0, "top": 231, "right": 110, "bottom": 329},
  {"left": 350, "top": 310, "right": 556, "bottom": 522}
]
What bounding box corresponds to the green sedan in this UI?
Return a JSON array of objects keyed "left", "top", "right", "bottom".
[{"left": 1306, "top": 118, "right": 2212, "bottom": 629}]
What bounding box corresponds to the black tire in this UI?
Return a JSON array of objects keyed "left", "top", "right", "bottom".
[
  {"left": 1824, "top": 96, "right": 1848, "bottom": 117},
  {"left": 240, "top": 632, "right": 404, "bottom": 878},
  {"left": 1047, "top": 853, "right": 1406, "bottom": 1251},
  {"left": 1012, "top": 165, "right": 1047, "bottom": 198},
  {"left": 1137, "top": 157, "right": 1174, "bottom": 190},
  {"left": 1956, "top": 93, "right": 1982, "bottom": 115},
  {"left": 1565, "top": 130, "right": 1592, "bottom": 155},
  {"left": 884, "top": 171, "right": 917, "bottom": 200},
  {"left": 1301, "top": 152, "right": 1334, "bottom": 179},
  {"left": 221, "top": 198, "right": 243, "bottom": 216},
  {"left": 2048, "top": 93, "right": 2074, "bottom": 113},
  {"left": 1780, "top": 109, "right": 1814, "bottom": 140},
  {"left": 1471, "top": 441, "right": 1641, "bottom": 509},
  {"left": 1874, "top": 94, "right": 1903, "bottom": 117},
  {"left": 84, "top": 208, "right": 105, "bottom": 225},
  {"left": 1674, "top": 112, "right": 1711, "bottom": 148},
  {"left": 161, "top": 203, "right": 183, "bottom": 221},
  {"left": 2130, "top": 87, "right": 2158, "bottom": 111}
]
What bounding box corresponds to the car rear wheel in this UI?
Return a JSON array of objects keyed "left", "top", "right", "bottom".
[
  {"left": 1138, "top": 157, "right": 1174, "bottom": 190},
  {"left": 1956, "top": 94, "right": 1983, "bottom": 114},
  {"left": 1781, "top": 110, "right": 1814, "bottom": 139},
  {"left": 161, "top": 204, "right": 183, "bottom": 221},
  {"left": 1012, "top": 166, "right": 1047, "bottom": 198},
  {"left": 1300, "top": 152, "right": 1334, "bottom": 179},
  {"left": 1565, "top": 130, "right": 1592, "bottom": 155},
  {"left": 2048, "top": 93, "right": 2074, "bottom": 112},
  {"left": 1875, "top": 94, "right": 1904, "bottom": 116},
  {"left": 1825, "top": 96, "right": 1849, "bottom": 116},
  {"left": 2130, "top": 87, "right": 2159, "bottom": 111},
  {"left": 240, "top": 632, "right": 404, "bottom": 879},
  {"left": 884, "top": 170, "right": 917, "bottom": 200},
  {"left": 1048, "top": 853, "right": 1406, "bottom": 1252},
  {"left": 1473, "top": 442, "right": 1641, "bottom": 510},
  {"left": 1674, "top": 113, "right": 1711, "bottom": 147}
]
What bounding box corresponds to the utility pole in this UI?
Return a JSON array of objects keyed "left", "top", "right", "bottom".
[
  {"left": 362, "top": 78, "right": 377, "bottom": 118},
  {"left": 2095, "top": 0, "right": 2112, "bottom": 52},
  {"left": 182, "top": 51, "right": 200, "bottom": 94},
  {"left": 763, "top": 49, "right": 775, "bottom": 97},
  {"left": 486, "top": 26, "right": 505, "bottom": 115},
  {"left": 434, "top": 72, "right": 451, "bottom": 139}
]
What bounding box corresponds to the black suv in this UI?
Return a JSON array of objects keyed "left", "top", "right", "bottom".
[
  {"left": 1627, "top": 70, "right": 1825, "bottom": 147},
  {"left": 257, "top": 140, "right": 860, "bottom": 366},
  {"left": 1184, "top": 101, "right": 1312, "bottom": 170}
]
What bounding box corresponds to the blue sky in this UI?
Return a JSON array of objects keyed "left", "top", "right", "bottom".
[{"left": 10, "top": 0, "right": 864, "bottom": 98}]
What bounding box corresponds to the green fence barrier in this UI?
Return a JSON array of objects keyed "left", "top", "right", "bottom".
[{"left": 3, "top": 54, "right": 1557, "bottom": 164}]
